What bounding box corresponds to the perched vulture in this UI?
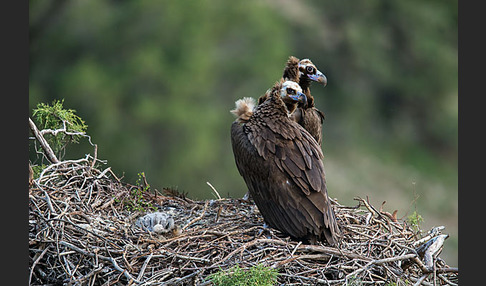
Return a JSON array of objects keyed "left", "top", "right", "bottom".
[
  {"left": 231, "top": 80, "right": 340, "bottom": 245},
  {"left": 257, "top": 56, "right": 327, "bottom": 145}
]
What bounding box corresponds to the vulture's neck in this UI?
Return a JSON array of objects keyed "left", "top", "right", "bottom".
[
  {"left": 299, "top": 78, "right": 315, "bottom": 108},
  {"left": 299, "top": 78, "right": 311, "bottom": 91}
]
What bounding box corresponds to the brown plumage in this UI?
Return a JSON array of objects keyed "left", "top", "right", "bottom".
[
  {"left": 258, "top": 56, "right": 327, "bottom": 145},
  {"left": 231, "top": 80, "right": 340, "bottom": 245}
]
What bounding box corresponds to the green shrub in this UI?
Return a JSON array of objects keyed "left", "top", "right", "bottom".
[
  {"left": 32, "top": 99, "right": 88, "bottom": 157},
  {"left": 407, "top": 211, "right": 424, "bottom": 231},
  {"left": 207, "top": 264, "right": 278, "bottom": 286},
  {"left": 120, "top": 172, "right": 157, "bottom": 212}
]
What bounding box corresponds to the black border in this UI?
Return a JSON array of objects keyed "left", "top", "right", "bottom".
[{"left": 5, "top": 0, "right": 29, "bottom": 284}]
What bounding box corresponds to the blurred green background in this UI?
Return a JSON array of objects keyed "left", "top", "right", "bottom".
[{"left": 29, "top": 0, "right": 457, "bottom": 265}]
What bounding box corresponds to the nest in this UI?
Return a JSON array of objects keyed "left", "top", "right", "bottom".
[{"left": 29, "top": 156, "right": 458, "bottom": 285}]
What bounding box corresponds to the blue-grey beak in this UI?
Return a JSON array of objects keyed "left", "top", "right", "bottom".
[
  {"left": 307, "top": 70, "right": 327, "bottom": 86},
  {"left": 290, "top": 91, "right": 307, "bottom": 106}
]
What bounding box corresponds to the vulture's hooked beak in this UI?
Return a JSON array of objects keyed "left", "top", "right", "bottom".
[
  {"left": 290, "top": 91, "right": 307, "bottom": 107},
  {"left": 308, "top": 70, "right": 327, "bottom": 86}
]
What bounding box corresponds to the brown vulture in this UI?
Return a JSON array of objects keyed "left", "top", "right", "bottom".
[
  {"left": 230, "top": 80, "right": 340, "bottom": 245},
  {"left": 257, "top": 56, "right": 328, "bottom": 145}
]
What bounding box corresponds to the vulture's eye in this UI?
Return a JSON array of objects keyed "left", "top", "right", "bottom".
[
  {"left": 306, "top": 66, "right": 315, "bottom": 74},
  {"left": 286, "top": 88, "right": 295, "bottom": 95}
]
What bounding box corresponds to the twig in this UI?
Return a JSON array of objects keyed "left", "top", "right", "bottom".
[
  {"left": 37, "top": 185, "right": 57, "bottom": 216},
  {"left": 346, "top": 253, "right": 417, "bottom": 279},
  {"left": 137, "top": 252, "right": 153, "bottom": 282},
  {"left": 413, "top": 226, "right": 445, "bottom": 247},
  {"left": 206, "top": 181, "right": 221, "bottom": 200},
  {"left": 291, "top": 241, "right": 302, "bottom": 257},
  {"left": 37, "top": 158, "right": 89, "bottom": 179},
  {"left": 436, "top": 267, "right": 458, "bottom": 274},
  {"left": 97, "top": 167, "right": 112, "bottom": 179},
  {"left": 166, "top": 269, "right": 202, "bottom": 285},
  {"left": 152, "top": 250, "right": 211, "bottom": 264},
  {"left": 59, "top": 241, "right": 140, "bottom": 284},
  {"left": 182, "top": 200, "right": 209, "bottom": 230},
  {"left": 39, "top": 119, "right": 95, "bottom": 146},
  {"left": 29, "top": 117, "right": 59, "bottom": 163},
  {"left": 29, "top": 245, "right": 50, "bottom": 285},
  {"left": 89, "top": 144, "right": 98, "bottom": 170},
  {"left": 418, "top": 234, "right": 449, "bottom": 270},
  {"left": 373, "top": 253, "right": 417, "bottom": 265},
  {"left": 413, "top": 274, "right": 428, "bottom": 286}
]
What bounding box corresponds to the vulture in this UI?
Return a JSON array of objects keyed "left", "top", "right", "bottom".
[
  {"left": 258, "top": 56, "right": 328, "bottom": 145},
  {"left": 231, "top": 80, "right": 340, "bottom": 245}
]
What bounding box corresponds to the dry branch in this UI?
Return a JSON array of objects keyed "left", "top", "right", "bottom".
[{"left": 29, "top": 117, "right": 59, "bottom": 164}]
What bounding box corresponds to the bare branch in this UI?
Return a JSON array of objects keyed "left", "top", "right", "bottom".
[{"left": 29, "top": 117, "right": 59, "bottom": 164}]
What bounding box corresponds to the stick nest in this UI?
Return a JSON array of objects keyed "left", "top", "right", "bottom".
[{"left": 29, "top": 157, "right": 458, "bottom": 285}]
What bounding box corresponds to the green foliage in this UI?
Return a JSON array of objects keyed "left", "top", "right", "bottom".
[
  {"left": 207, "top": 264, "right": 279, "bottom": 286},
  {"left": 121, "top": 172, "right": 157, "bottom": 212},
  {"left": 31, "top": 164, "right": 47, "bottom": 179},
  {"left": 407, "top": 211, "right": 424, "bottom": 231},
  {"left": 32, "top": 99, "right": 88, "bottom": 158}
]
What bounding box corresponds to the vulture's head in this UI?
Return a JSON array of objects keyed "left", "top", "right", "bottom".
[
  {"left": 279, "top": 80, "right": 307, "bottom": 114},
  {"left": 298, "top": 59, "right": 327, "bottom": 86}
]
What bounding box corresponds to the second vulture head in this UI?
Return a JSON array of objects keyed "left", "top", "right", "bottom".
[{"left": 298, "top": 58, "right": 327, "bottom": 86}]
